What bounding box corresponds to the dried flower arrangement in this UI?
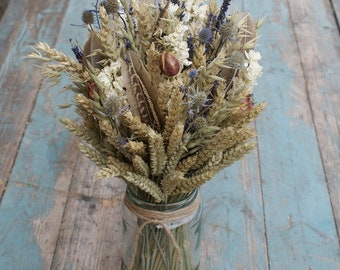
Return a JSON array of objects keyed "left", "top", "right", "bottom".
[{"left": 28, "top": 0, "right": 264, "bottom": 204}]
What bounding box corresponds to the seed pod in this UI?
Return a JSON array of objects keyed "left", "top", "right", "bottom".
[
  {"left": 82, "top": 10, "right": 94, "bottom": 25},
  {"left": 86, "top": 82, "right": 99, "bottom": 100},
  {"left": 198, "top": 28, "right": 213, "bottom": 45},
  {"left": 101, "top": 0, "right": 119, "bottom": 14},
  {"left": 159, "top": 52, "right": 180, "bottom": 77},
  {"left": 219, "top": 20, "right": 237, "bottom": 42},
  {"left": 241, "top": 95, "right": 254, "bottom": 111}
]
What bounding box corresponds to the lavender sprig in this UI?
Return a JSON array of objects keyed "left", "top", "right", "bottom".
[{"left": 216, "top": 0, "right": 231, "bottom": 30}]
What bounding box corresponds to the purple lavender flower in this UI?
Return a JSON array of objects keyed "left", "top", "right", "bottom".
[
  {"left": 216, "top": 0, "right": 231, "bottom": 30},
  {"left": 206, "top": 12, "right": 217, "bottom": 29},
  {"left": 170, "top": 0, "right": 180, "bottom": 5},
  {"left": 70, "top": 39, "right": 83, "bottom": 63},
  {"left": 187, "top": 36, "right": 194, "bottom": 61}
]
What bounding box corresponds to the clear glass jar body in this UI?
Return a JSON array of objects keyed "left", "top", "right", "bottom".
[{"left": 121, "top": 187, "right": 202, "bottom": 270}]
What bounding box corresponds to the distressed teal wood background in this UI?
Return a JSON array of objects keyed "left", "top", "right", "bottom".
[{"left": 0, "top": 0, "right": 339, "bottom": 269}]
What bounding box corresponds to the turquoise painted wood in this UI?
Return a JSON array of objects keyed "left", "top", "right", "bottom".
[
  {"left": 0, "top": 0, "right": 70, "bottom": 189},
  {"left": 245, "top": 0, "right": 340, "bottom": 268},
  {"left": 0, "top": 0, "right": 339, "bottom": 269}
]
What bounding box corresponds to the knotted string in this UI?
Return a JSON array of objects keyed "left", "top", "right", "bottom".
[{"left": 124, "top": 194, "right": 201, "bottom": 270}]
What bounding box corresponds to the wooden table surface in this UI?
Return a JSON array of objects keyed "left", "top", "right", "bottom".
[{"left": 0, "top": 0, "right": 340, "bottom": 269}]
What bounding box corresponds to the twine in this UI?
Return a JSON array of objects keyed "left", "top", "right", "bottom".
[{"left": 124, "top": 194, "right": 201, "bottom": 270}]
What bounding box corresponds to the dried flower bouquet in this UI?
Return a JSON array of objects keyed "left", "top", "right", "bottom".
[
  {"left": 28, "top": 0, "right": 264, "bottom": 203},
  {"left": 28, "top": 0, "right": 265, "bottom": 268}
]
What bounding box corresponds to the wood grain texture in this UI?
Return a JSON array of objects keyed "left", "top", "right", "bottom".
[
  {"left": 0, "top": 0, "right": 92, "bottom": 269},
  {"left": 0, "top": 183, "right": 68, "bottom": 269},
  {"left": 200, "top": 154, "right": 268, "bottom": 270},
  {"left": 246, "top": 0, "right": 340, "bottom": 269},
  {"left": 51, "top": 156, "right": 125, "bottom": 270},
  {"left": 0, "top": 0, "right": 69, "bottom": 194},
  {"left": 287, "top": 0, "right": 340, "bottom": 239}
]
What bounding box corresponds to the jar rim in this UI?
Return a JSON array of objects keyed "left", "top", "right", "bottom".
[{"left": 125, "top": 186, "right": 199, "bottom": 212}]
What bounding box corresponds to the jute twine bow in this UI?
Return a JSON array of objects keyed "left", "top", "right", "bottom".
[{"left": 124, "top": 194, "right": 201, "bottom": 270}]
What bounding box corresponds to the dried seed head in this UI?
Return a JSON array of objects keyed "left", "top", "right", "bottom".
[
  {"left": 241, "top": 96, "right": 254, "bottom": 111},
  {"left": 193, "top": 91, "right": 207, "bottom": 105},
  {"left": 82, "top": 10, "right": 95, "bottom": 25},
  {"left": 188, "top": 91, "right": 208, "bottom": 111},
  {"left": 101, "top": 0, "right": 119, "bottom": 14},
  {"left": 87, "top": 82, "right": 99, "bottom": 100},
  {"left": 225, "top": 51, "right": 246, "bottom": 70},
  {"left": 103, "top": 94, "right": 122, "bottom": 117},
  {"left": 219, "top": 20, "right": 237, "bottom": 42},
  {"left": 188, "top": 69, "right": 198, "bottom": 81},
  {"left": 198, "top": 28, "right": 213, "bottom": 45},
  {"left": 191, "top": 116, "right": 207, "bottom": 132}
]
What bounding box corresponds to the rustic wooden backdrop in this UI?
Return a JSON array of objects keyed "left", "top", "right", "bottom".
[{"left": 0, "top": 0, "right": 339, "bottom": 269}]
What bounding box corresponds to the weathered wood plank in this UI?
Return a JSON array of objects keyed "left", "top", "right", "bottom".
[
  {"left": 288, "top": 0, "right": 340, "bottom": 238},
  {"left": 246, "top": 0, "right": 340, "bottom": 269},
  {"left": 0, "top": 0, "right": 90, "bottom": 269},
  {"left": 0, "top": 0, "right": 69, "bottom": 195},
  {"left": 7, "top": 80, "right": 78, "bottom": 191},
  {"left": 51, "top": 155, "right": 125, "bottom": 270},
  {"left": 0, "top": 183, "right": 68, "bottom": 269},
  {"left": 201, "top": 153, "right": 268, "bottom": 270}
]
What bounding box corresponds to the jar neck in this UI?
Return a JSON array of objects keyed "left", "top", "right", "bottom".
[{"left": 126, "top": 186, "right": 199, "bottom": 212}]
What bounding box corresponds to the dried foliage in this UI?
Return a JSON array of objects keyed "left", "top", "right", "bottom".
[{"left": 28, "top": 0, "right": 265, "bottom": 203}]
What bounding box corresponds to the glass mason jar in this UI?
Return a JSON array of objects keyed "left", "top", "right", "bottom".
[{"left": 121, "top": 187, "right": 202, "bottom": 270}]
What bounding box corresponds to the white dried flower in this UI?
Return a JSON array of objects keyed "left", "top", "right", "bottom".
[
  {"left": 161, "top": 25, "right": 192, "bottom": 66},
  {"left": 97, "top": 60, "right": 124, "bottom": 96},
  {"left": 168, "top": 3, "right": 180, "bottom": 16},
  {"left": 98, "top": 66, "right": 112, "bottom": 88},
  {"left": 183, "top": 0, "right": 207, "bottom": 23},
  {"left": 245, "top": 50, "right": 263, "bottom": 84}
]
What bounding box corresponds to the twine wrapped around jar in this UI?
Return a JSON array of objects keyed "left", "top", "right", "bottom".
[{"left": 123, "top": 192, "right": 201, "bottom": 270}]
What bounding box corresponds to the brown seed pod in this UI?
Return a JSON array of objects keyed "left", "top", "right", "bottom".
[
  {"left": 159, "top": 52, "right": 180, "bottom": 77},
  {"left": 86, "top": 82, "right": 99, "bottom": 100},
  {"left": 82, "top": 10, "right": 94, "bottom": 25},
  {"left": 101, "top": 0, "right": 119, "bottom": 14}
]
